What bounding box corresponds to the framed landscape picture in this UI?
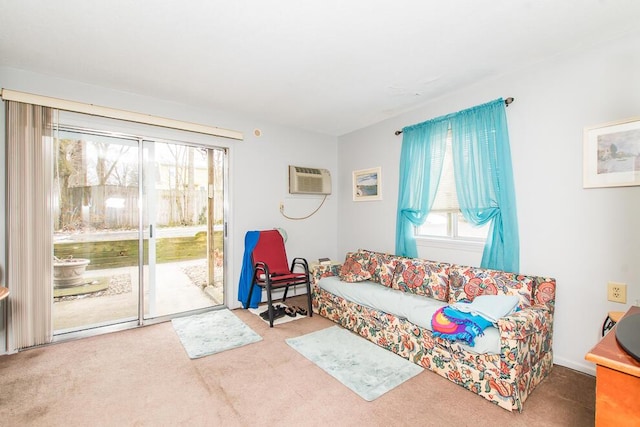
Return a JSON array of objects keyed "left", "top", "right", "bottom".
[
  {"left": 583, "top": 117, "right": 640, "bottom": 188},
  {"left": 353, "top": 167, "right": 382, "bottom": 201}
]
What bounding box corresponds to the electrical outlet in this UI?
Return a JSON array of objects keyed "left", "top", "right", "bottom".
[
  {"left": 279, "top": 202, "right": 284, "bottom": 212},
  {"left": 607, "top": 282, "right": 627, "bottom": 304}
]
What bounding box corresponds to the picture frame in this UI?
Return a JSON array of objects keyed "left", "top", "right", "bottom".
[
  {"left": 583, "top": 117, "right": 640, "bottom": 188},
  {"left": 353, "top": 167, "right": 382, "bottom": 201}
]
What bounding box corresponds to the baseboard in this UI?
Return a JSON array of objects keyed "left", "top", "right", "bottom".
[{"left": 553, "top": 355, "right": 596, "bottom": 376}]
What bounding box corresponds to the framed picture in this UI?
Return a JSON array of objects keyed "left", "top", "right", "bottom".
[
  {"left": 584, "top": 117, "right": 640, "bottom": 188},
  {"left": 353, "top": 167, "right": 382, "bottom": 201}
]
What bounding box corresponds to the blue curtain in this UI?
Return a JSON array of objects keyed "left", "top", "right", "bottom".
[
  {"left": 395, "top": 117, "right": 449, "bottom": 257},
  {"left": 451, "top": 99, "right": 519, "bottom": 272},
  {"left": 395, "top": 98, "right": 519, "bottom": 272}
]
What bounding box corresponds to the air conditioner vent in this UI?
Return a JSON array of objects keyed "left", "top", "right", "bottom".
[{"left": 289, "top": 165, "right": 332, "bottom": 195}]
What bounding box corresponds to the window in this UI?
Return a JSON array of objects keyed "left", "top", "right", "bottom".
[
  {"left": 397, "top": 98, "right": 517, "bottom": 270},
  {"left": 415, "top": 133, "right": 489, "bottom": 241},
  {"left": 416, "top": 211, "right": 489, "bottom": 240}
]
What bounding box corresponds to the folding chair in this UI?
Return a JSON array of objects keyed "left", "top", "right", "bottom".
[{"left": 245, "top": 230, "right": 312, "bottom": 327}]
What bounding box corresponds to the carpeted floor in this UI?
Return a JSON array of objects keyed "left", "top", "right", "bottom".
[{"left": 0, "top": 295, "right": 596, "bottom": 426}]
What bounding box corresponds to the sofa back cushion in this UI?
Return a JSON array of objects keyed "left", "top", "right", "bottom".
[
  {"left": 448, "top": 265, "right": 533, "bottom": 309},
  {"left": 339, "top": 250, "right": 372, "bottom": 282},
  {"left": 339, "top": 249, "right": 398, "bottom": 287},
  {"left": 391, "top": 257, "right": 450, "bottom": 302},
  {"left": 365, "top": 250, "right": 398, "bottom": 288}
]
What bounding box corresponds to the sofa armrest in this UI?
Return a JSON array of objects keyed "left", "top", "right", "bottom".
[
  {"left": 497, "top": 304, "right": 553, "bottom": 340},
  {"left": 497, "top": 304, "right": 554, "bottom": 394},
  {"left": 311, "top": 263, "right": 342, "bottom": 288}
]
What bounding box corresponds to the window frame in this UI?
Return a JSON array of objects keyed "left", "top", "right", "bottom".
[
  {"left": 415, "top": 232, "right": 486, "bottom": 253},
  {"left": 414, "top": 211, "right": 488, "bottom": 247}
]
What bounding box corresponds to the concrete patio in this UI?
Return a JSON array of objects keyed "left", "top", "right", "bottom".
[{"left": 53, "top": 259, "right": 223, "bottom": 332}]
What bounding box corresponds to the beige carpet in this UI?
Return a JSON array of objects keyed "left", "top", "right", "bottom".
[{"left": 0, "top": 295, "right": 595, "bottom": 426}]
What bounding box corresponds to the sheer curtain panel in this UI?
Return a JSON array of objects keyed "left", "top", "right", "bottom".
[
  {"left": 452, "top": 99, "right": 519, "bottom": 272},
  {"left": 395, "top": 99, "right": 519, "bottom": 272},
  {"left": 395, "top": 118, "right": 449, "bottom": 257},
  {"left": 6, "top": 101, "right": 54, "bottom": 350}
]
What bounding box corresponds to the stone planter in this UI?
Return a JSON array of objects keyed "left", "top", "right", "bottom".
[{"left": 53, "top": 257, "right": 90, "bottom": 288}]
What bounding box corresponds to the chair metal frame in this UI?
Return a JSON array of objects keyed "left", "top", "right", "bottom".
[{"left": 245, "top": 230, "right": 312, "bottom": 327}]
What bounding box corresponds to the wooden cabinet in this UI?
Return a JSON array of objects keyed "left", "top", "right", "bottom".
[{"left": 586, "top": 306, "right": 640, "bottom": 426}]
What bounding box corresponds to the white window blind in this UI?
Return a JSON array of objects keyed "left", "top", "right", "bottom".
[
  {"left": 430, "top": 130, "right": 459, "bottom": 212},
  {"left": 6, "top": 101, "right": 54, "bottom": 350}
]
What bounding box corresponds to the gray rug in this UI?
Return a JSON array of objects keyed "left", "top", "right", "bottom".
[
  {"left": 172, "top": 309, "right": 262, "bottom": 359},
  {"left": 286, "top": 326, "right": 423, "bottom": 401}
]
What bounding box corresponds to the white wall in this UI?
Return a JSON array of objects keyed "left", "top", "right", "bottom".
[
  {"left": 231, "top": 120, "right": 339, "bottom": 290},
  {"left": 337, "top": 31, "right": 640, "bottom": 375},
  {"left": 0, "top": 68, "right": 339, "bottom": 353}
]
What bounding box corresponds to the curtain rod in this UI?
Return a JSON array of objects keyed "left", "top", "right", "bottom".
[
  {"left": 0, "top": 88, "right": 244, "bottom": 141},
  {"left": 394, "top": 97, "right": 514, "bottom": 136}
]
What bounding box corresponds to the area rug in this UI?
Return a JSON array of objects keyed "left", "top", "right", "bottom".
[
  {"left": 172, "top": 309, "right": 262, "bottom": 359},
  {"left": 248, "top": 303, "right": 307, "bottom": 325},
  {"left": 286, "top": 326, "right": 423, "bottom": 401}
]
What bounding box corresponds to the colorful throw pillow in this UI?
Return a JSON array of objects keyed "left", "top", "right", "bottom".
[
  {"left": 366, "top": 251, "right": 398, "bottom": 288},
  {"left": 448, "top": 265, "right": 533, "bottom": 309},
  {"left": 339, "top": 251, "right": 372, "bottom": 282},
  {"left": 391, "top": 258, "right": 450, "bottom": 301}
]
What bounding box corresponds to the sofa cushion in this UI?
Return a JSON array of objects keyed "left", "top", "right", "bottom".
[
  {"left": 318, "top": 276, "right": 408, "bottom": 314},
  {"left": 391, "top": 257, "right": 450, "bottom": 302},
  {"left": 448, "top": 265, "right": 533, "bottom": 309},
  {"left": 318, "top": 276, "right": 448, "bottom": 326},
  {"left": 339, "top": 250, "right": 372, "bottom": 282},
  {"left": 317, "top": 276, "right": 501, "bottom": 355},
  {"left": 366, "top": 251, "right": 398, "bottom": 287},
  {"left": 453, "top": 327, "right": 501, "bottom": 355}
]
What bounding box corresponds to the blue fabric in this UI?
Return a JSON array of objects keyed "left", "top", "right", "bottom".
[
  {"left": 395, "top": 118, "right": 449, "bottom": 257},
  {"left": 238, "top": 231, "right": 261, "bottom": 309},
  {"left": 432, "top": 306, "right": 493, "bottom": 346},
  {"left": 451, "top": 99, "right": 519, "bottom": 272},
  {"left": 395, "top": 98, "right": 519, "bottom": 272}
]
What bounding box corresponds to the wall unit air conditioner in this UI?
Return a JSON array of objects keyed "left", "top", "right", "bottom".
[{"left": 289, "top": 165, "right": 332, "bottom": 195}]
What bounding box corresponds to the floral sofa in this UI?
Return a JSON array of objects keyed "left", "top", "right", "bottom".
[{"left": 311, "top": 249, "right": 556, "bottom": 412}]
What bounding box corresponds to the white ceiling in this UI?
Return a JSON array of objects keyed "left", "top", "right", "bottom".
[{"left": 1, "top": 1, "right": 639, "bottom": 136}]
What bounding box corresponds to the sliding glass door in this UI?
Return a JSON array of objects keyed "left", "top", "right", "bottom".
[
  {"left": 52, "top": 126, "right": 226, "bottom": 335},
  {"left": 53, "top": 130, "right": 140, "bottom": 331},
  {"left": 142, "top": 141, "right": 225, "bottom": 319}
]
